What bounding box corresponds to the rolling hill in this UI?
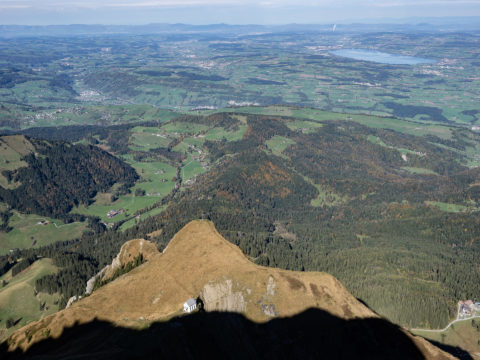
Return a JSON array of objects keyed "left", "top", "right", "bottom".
[{"left": 0, "top": 258, "right": 61, "bottom": 342}]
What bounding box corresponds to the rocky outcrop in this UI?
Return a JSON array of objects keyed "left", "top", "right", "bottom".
[
  {"left": 85, "top": 267, "right": 108, "bottom": 295},
  {"left": 200, "top": 278, "right": 247, "bottom": 313},
  {"left": 85, "top": 238, "right": 159, "bottom": 294},
  {"left": 65, "top": 295, "right": 82, "bottom": 309},
  {"left": 103, "top": 238, "right": 159, "bottom": 280}
]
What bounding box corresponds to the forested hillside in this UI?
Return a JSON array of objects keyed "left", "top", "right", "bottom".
[
  {"left": 0, "top": 136, "right": 138, "bottom": 217},
  {"left": 2, "top": 111, "right": 480, "bottom": 330},
  {"left": 137, "top": 113, "right": 480, "bottom": 328}
]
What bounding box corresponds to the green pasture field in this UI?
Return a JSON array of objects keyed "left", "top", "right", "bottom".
[
  {"left": 181, "top": 154, "right": 207, "bottom": 181},
  {"left": 182, "top": 136, "right": 206, "bottom": 148},
  {"left": 0, "top": 211, "right": 86, "bottom": 255},
  {"left": 214, "top": 106, "right": 454, "bottom": 140},
  {"left": 161, "top": 122, "right": 209, "bottom": 135},
  {"left": 214, "top": 105, "right": 295, "bottom": 117},
  {"left": 412, "top": 319, "right": 480, "bottom": 356},
  {"left": 71, "top": 160, "right": 176, "bottom": 223},
  {"left": 297, "top": 174, "right": 348, "bottom": 207},
  {"left": 286, "top": 120, "right": 323, "bottom": 134},
  {"left": 73, "top": 195, "right": 158, "bottom": 223},
  {"left": 0, "top": 258, "right": 61, "bottom": 341},
  {"left": 367, "top": 135, "right": 389, "bottom": 147},
  {"left": 0, "top": 135, "right": 35, "bottom": 188},
  {"left": 134, "top": 85, "right": 189, "bottom": 107},
  {"left": 6, "top": 80, "right": 72, "bottom": 105},
  {"left": 310, "top": 183, "right": 349, "bottom": 207},
  {"left": 291, "top": 109, "right": 454, "bottom": 140},
  {"left": 204, "top": 125, "right": 248, "bottom": 141},
  {"left": 131, "top": 161, "right": 177, "bottom": 195},
  {"left": 171, "top": 124, "right": 248, "bottom": 154},
  {"left": 265, "top": 135, "right": 295, "bottom": 159},
  {"left": 425, "top": 201, "right": 469, "bottom": 213},
  {"left": 172, "top": 141, "right": 190, "bottom": 153},
  {"left": 130, "top": 126, "right": 162, "bottom": 133},
  {"left": 464, "top": 143, "right": 480, "bottom": 168},
  {"left": 129, "top": 131, "right": 171, "bottom": 151},
  {"left": 367, "top": 135, "right": 428, "bottom": 157}
]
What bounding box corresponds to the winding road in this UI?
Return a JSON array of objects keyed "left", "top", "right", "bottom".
[{"left": 411, "top": 304, "right": 480, "bottom": 333}]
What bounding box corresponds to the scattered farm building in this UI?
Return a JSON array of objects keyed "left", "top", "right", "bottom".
[{"left": 183, "top": 298, "right": 197, "bottom": 313}]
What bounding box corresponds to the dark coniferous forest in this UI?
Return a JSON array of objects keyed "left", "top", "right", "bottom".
[{"left": 0, "top": 138, "right": 138, "bottom": 217}]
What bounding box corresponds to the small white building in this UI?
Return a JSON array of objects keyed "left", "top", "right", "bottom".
[{"left": 183, "top": 298, "right": 197, "bottom": 313}]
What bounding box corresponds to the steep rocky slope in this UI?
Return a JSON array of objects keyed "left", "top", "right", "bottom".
[
  {"left": 85, "top": 238, "right": 160, "bottom": 295},
  {"left": 2, "top": 220, "right": 453, "bottom": 359}
]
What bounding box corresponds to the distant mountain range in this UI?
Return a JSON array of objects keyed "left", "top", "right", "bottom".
[{"left": 1, "top": 17, "right": 480, "bottom": 38}]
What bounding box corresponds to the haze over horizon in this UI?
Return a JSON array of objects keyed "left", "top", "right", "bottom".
[{"left": 0, "top": 0, "right": 479, "bottom": 25}]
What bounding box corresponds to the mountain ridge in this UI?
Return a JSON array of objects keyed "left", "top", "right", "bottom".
[{"left": 2, "top": 220, "right": 454, "bottom": 359}]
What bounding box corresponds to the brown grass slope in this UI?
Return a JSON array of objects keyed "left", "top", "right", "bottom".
[{"left": 3, "top": 220, "right": 454, "bottom": 359}]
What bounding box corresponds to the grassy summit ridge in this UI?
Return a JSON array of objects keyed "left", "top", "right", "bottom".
[{"left": 3, "top": 220, "right": 453, "bottom": 359}]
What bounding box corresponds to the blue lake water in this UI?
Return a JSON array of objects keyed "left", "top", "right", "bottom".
[{"left": 330, "top": 49, "right": 436, "bottom": 65}]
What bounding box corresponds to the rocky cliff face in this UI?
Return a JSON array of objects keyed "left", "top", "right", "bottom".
[
  {"left": 2, "top": 220, "right": 454, "bottom": 359},
  {"left": 200, "top": 275, "right": 282, "bottom": 317},
  {"left": 200, "top": 278, "right": 247, "bottom": 313}
]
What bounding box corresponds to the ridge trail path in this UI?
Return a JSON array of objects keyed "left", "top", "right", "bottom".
[{"left": 411, "top": 304, "right": 480, "bottom": 333}]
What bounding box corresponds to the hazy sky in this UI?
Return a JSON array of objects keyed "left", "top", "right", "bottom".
[{"left": 0, "top": 0, "right": 479, "bottom": 25}]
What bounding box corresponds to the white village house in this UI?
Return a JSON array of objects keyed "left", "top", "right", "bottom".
[{"left": 183, "top": 298, "right": 197, "bottom": 313}]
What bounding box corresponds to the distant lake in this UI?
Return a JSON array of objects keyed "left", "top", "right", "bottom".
[{"left": 330, "top": 49, "right": 436, "bottom": 65}]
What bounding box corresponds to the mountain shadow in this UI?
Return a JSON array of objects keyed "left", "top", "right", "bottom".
[
  {"left": 1, "top": 308, "right": 436, "bottom": 360},
  {"left": 427, "top": 339, "right": 473, "bottom": 360}
]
